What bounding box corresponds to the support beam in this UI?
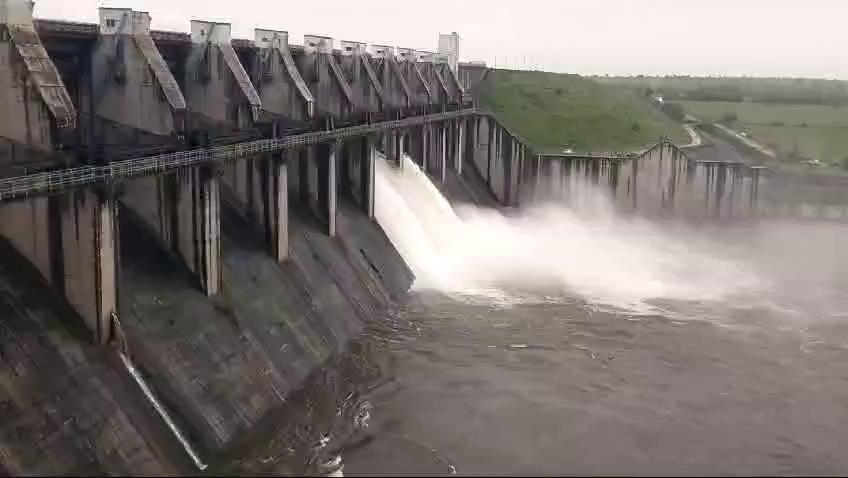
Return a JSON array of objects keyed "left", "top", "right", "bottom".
[
  {"left": 0, "top": 0, "right": 76, "bottom": 159},
  {"left": 456, "top": 118, "right": 464, "bottom": 175},
  {"left": 121, "top": 164, "right": 222, "bottom": 296},
  {"left": 339, "top": 40, "right": 384, "bottom": 114},
  {"left": 440, "top": 123, "right": 447, "bottom": 183},
  {"left": 175, "top": 166, "right": 221, "bottom": 295},
  {"left": 95, "top": 8, "right": 186, "bottom": 138},
  {"left": 422, "top": 124, "right": 429, "bottom": 173},
  {"left": 487, "top": 121, "right": 494, "bottom": 186},
  {"left": 62, "top": 190, "right": 119, "bottom": 344},
  {"left": 303, "top": 35, "right": 353, "bottom": 119},
  {"left": 397, "top": 129, "right": 405, "bottom": 166},
  {"left": 327, "top": 143, "right": 338, "bottom": 237},
  {"left": 266, "top": 152, "right": 288, "bottom": 261},
  {"left": 360, "top": 136, "right": 376, "bottom": 219},
  {"left": 0, "top": 189, "right": 118, "bottom": 344},
  {"left": 255, "top": 29, "right": 314, "bottom": 121},
  {"left": 186, "top": 20, "right": 260, "bottom": 134}
]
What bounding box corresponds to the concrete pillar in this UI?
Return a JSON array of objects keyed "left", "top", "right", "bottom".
[
  {"left": 327, "top": 143, "right": 338, "bottom": 237},
  {"left": 62, "top": 191, "right": 119, "bottom": 344},
  {"left": 267, "top": 153, "right": 289, "bottom": 261},
  {"left": 422, "top": 124, "right": 429, "bottom": 173},
  {"left": 302, "top": 35, "right": 353, "bottom": 120},
  {"left": 505, "top": 137, "right": 512, "bottom": 205},
  {"left": 486, "top": 121, "right": 494, "bottom": 186},
  {"left": 383, "top": 132, "right": 393, "bottom": 162},
  {"left": 0, "top": 0, "right": 76, "bottom": 162},
  {"left": 495, "top": 126, "right": 502, "bottom": 169},
  {"left": 456, "top": 118, "right": 464, "bottom": 175},
  {"left": 175, "top": 166, "right": 221, "bottom": 295},
  {"left": 122, "top": 164, "right": 221, "bottom": 296},
  {"left": 440, "top": 123, "right": 447, "bottom": 183},
  {"left": 360, "top": 136, "right": 376, "bottom": 219},
  {"left": 0, "top": 189, "right": 118, "bottom": 344},
  {"left": 94, "top": 8, "right": 186, "bottom": 141},
  {"left": 254, "top": 29, "right": 314, "bottom": 121}
]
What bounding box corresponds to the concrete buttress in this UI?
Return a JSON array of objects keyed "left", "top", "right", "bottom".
[
  {"left": 0, "top": 0, "right": 76, "bottom": 167},
  {"left": 338, "top": 40, "right": 384, "bottom": 116},
  {"left": 361, "top": 135, "right": 376, "bottom": 218},
  {"left": 301, "top": 35, "right": 352, "bottom": 123},
  {"left": 456, "top": 118, "right": 464, "bottom": 175},
  {"left": 397, "top": 48, "right": 431, "bottom": 110},
  {"left": 122, "top": 165, "right": 222, "bottom": 296},
  {"left": 185, "top": 20, "right": 261, "bottom": 140},
  {"left": 0, "top": 189, "right": 118, "bottom": 343},
  {"left": 92, "top": 8, "right": 187, "bottom": 157},
  {"left": 253, "top": 29, "right": 314, "bottom": 124},
  {"left": 371, "top": 45, "right": 410, "bottom": 115}
]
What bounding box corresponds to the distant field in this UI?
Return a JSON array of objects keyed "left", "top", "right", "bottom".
[
  {"left": 674, "top": 100, "right": 848, "bottom": 171},
  {"left": 596, "top": 76, "right": 848, "bottom": 105},
  {"left": 478, "top": 70, "right": 686, "bottom": 153},
  {"left": 675, "top": 101, "right": 848, "bottom": 127},
  {"left": 746, "top": 125, "right": 848, "bottom": 165}
]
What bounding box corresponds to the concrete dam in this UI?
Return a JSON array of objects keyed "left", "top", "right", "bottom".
[{"left": 1, "top": 1, "right": 847, "bottom": 475}]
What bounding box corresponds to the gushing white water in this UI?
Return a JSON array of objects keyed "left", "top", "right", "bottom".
[{"left": 374, "top": 154, "right": 764, "bottom": 313}]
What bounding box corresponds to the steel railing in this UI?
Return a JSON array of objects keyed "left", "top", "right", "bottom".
[{"left": 0, "top": 109, "right": 478, "bottom": 201}]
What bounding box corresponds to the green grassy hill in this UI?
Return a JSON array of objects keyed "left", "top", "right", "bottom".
[{"left": 477, "top": 70, "right": 687, "bottom": 153}]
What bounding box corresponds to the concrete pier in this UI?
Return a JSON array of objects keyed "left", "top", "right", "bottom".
[
  {"left": 93, "top": 8, "right": 186, "bottom": 156},
  {"left": 371, "top": 45, "right": 410, "bottom": 115},
  {"left": 0, "top": 189, "right": 117, "bottom": 343},
  {"left": 253, "top": 29, "right": 314, "bottom": 125},
  {"left": 455, "top": 118, "right": 465, "bottom": 175},
  {"left": 338, "top": 40, "right": 385, "bottom": 116},
  {"left": 0, "top": 0, "right": 76, "bottom": 168},
  {"left": 327, "top": 142, "right": 338, "bottom": 236},
  {"left": 362, "top": 135, "right": 376, "bottom": 218},
  {"left": 220, "top": 151, "right": 289, "bottom": 262},
  {"left": 122, "top": 166, "right": 222, "bottom": 295},
  {"left": 397, "top": 47, "right": 432, "bottom": 109},
  {"left": 185, "top": 20, "right": 261, "bottom": 141},
  {"left": 301, "top": 35, "right": 353, "bottom": 122}
]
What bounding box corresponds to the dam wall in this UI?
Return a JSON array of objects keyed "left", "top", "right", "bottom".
[{"left": 517, "top": 142, "right": 848, "bottom": 223}]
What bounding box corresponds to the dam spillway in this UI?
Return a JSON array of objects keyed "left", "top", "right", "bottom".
[{"left": 2, "top": 1, "right": 848, "bottom": 474}]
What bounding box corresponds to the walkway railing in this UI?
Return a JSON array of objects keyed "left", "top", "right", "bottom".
[{"left": 0, "top": 109, "right": 477, "bottom": 202}]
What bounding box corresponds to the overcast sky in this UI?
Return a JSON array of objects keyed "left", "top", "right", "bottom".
[{"left": 32, "top": 0, "right": 848, "bottom": 79}]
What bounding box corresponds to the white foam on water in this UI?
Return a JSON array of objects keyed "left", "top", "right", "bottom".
[{"left": 374, "top": 153, "right": 765, "bottom": 313}]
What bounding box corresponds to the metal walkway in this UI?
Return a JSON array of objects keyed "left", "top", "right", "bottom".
[{"left": 0, "top": 109, "right": 478, "bottom": 202}]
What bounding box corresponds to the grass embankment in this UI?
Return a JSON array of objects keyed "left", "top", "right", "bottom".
[
  {"left": 478, "top": 70, "right": 687, "bottom": 154},
  {"left": 676, "top": 100, "right": 848, "bottom": 174}
]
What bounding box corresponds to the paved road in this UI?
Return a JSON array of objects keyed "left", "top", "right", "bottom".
[
  {"left": 683, "top": 125, "right": 702, "bottom": 147},
  {"left": 682, "top": 132, "right": 757, "bottom": 164},
  {"left": 712, "top": 123, "right": 777, "bottom": 158}
]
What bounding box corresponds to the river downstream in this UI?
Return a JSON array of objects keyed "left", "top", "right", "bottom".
[
  {"left": 330, "top": 154, "right": 848, "bottom": 475},
  {"left": 336, "top": 219, "right": 848, "bottom": 475}
]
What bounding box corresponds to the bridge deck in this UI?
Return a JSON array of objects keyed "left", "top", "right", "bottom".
[{"left": 0, "top": 109, "right": 478, "bottom": 201}]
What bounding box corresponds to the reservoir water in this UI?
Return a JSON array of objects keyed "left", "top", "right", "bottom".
[{"left": 309, "top": 154, "right": 848, "bottom": 475}]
